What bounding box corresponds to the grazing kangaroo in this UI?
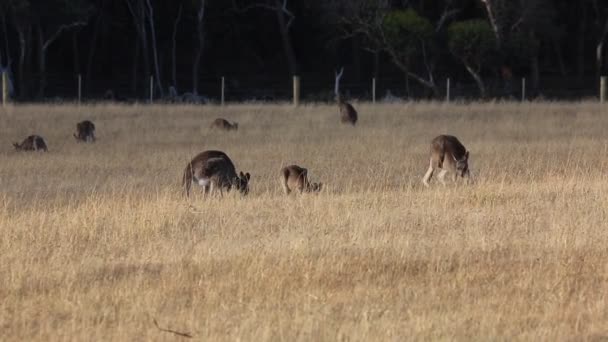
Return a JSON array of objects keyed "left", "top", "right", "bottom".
[
  {"left": 182, "top": 150, "right": 250, "bottom": 197},
  {"left": 280, "top": 165, "right": 322, "bottom": 194},
  {"left": 422, "top": 135, "right": 470, "bottom": 186},
  {"left": 74, "top": 120, "right": 96, "bottom": 142},
  {"left": 210, "top": 118, "right": 238, "bottom": 131},
  {"left": 13, "top": 135, "right": 48, "bottom": 152},
  {"left": 335, "top": 67, "right": 358, "bottom": 126}
]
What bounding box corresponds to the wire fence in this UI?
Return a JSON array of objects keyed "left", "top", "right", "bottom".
[{"left": 1, "top": 72, "right": 604, "bottom": 105}]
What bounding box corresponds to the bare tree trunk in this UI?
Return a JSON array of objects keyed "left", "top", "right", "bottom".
[
  {"left": 480, "top": 0, "right": 502, "bottom": 48},
  {"left": 192, "top": 0, "right": 205, "bottom": 95},
  {"left": 552, "top": 37, "right": 566, "bottom": 76},
  {"left": 385, "top": 47, "right": 439, "bottom": 97},
  {"left": 16, "top": 27, "right": 26, "bottom": 98},
  {"left": 463, "top": 63, "right": 487, "bottom": 99},
  {"left": 72, "top": 31, "right": 80, "bottom": 74},
  {"left": 145, "top": 0, "right": 163, "bottom": 97},
  {"left": 373, "top": 50, "right": 380, "bottom": 79},
  {"left": 37, "top": 26, "right": 46, "bottom": 98},
  {"left": 596, "top": 18, "right": 608, "bottom": 85},
  {"left": 352, "top": 36, "right": 361, "bottom": 82},
  {"left": 171, "top": 4, "right": 183, "bottom": 90},
  {"left": 274, "top": 0, "right": 297, "bottom": 75},
  {"left": 530, "top": 53, "right": 540, "bottom": 97},
  {"left": 36, "top": 21, "right": 87, "bottom": 99},
  {"left": 131, "top": 38, "right": 140, "bottom": 96},
  {"left": 576, "top": 2, "right": 587, "bottom": 83},
  {"left": 126, "top": 0, "right": 150, "bottom": 98},
  {"left": 85, "top": 7, "right": 104, "bottom": 92},
  {"left": 0, "top": 12, "right": 9, "bottom": 66}
]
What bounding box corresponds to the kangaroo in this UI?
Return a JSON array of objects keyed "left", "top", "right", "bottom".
[
  {"left": 280, "top": 165, "right": 322, "bottom": 194},
  {"left": 210, "top": 118, "right": 238, "bottom": 131},
  {"left": 334, "top": 67, "right": 358, "bottom": 126},
  {"left": 13, "top": 135, "right": 48, "bottom": 152},
  {"left": 338, "top": 95, "right": 358, "bottom": 125},
  {"left": 422, "top": 135, "right": 470, "bottom": 186},
  {"left": 74, "top": 120, "right": 96, "bottom": 142},
  {"left": 182, "top": 150, "right": 250, "bottom": 197}
]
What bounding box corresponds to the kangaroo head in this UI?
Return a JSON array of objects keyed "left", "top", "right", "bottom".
[
  {"left": 234, "top": 171, "right": 251, "bottom": 195},
  {"left": 311, "top": 182, "right": 323, "bottom": 192},
  {"left": 452, "top": 151, "right": 469, "bottom": 177}
]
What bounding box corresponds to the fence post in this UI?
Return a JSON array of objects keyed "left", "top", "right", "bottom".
[
  {"left": 446, "top": 78, "right": 450, "bottom": 103},
  {"left": 601, "top": 76, "right": 607, "bottom": 103},
  {"left": 521, "top": 77, "right": 526, "bottom": 101},
  {"left": 77, "top": 74, "right": 82, "bottom": 105},
  {"left": 149, "top": 75, "right": 154, "bottom": 104},
  {"left": 372, "top": 77, "right": 376, "bottom": 104},
  {"left": 2, "top": 72, "right": 7, "bottom": 107},
  {"left": 293, "top": 75, "right": 300, "bottom": 107},
  {"left": 221, "top": 76, "right": 225, "bottom": 106}
]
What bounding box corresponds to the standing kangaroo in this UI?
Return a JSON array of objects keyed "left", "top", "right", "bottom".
[
  {"left": 182, "top": 150, "right": 250, "bottom": 197},
  {"left": 210, "top": 118, "right": 238, "bottom": 131},
  {"left": 335, "top": 67, "right": 358, "bottom": 125},
  {"left": 280, "top": 165, "right": 322, "bottom": 194},
  {"left": 74, "top": 120, "right": 96, "bottom": 142},
  {"left": 13, "top": 135, "right": 48, "bottom": 152},
  {"left": 422, "top": 135, "right": 470, "bottom": 186}
]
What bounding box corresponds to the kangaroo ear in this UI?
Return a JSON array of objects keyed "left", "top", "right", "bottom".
[
  {"left": 245, "top": 172, "right": 251, "bottom": 180},
  {"left": 239, "top": 171, "right": 245, "bottom": 178}
]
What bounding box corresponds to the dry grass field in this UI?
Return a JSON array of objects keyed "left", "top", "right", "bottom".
[{"left": 2, "top": 101, "right": 608, "bottom": 341}]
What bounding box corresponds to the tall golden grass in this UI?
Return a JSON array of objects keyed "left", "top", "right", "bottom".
[{"left": 1, "top": 102, "right": 608, "bottom": 341}]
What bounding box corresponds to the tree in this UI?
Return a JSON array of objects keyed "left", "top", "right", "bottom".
[
  {"left": 337, "top": 0, "right": 462, "bottom": 98},
  {"left": 234, "top": 0, "right": 298, "bottom": 76},
  {"left": 125, "top": 0, "right": 163, "bottom": 98},
  {"left": 381, "top": 9, "right": 438, "bottom": 96},
  {"left": 448, "top": 19, "right": 496, "bottom": 98},
  {"left": 590, "top": 0, "right": 608, "bottom": 82},
  {"left": 4, "top": 0, "right": 92, "bottom": 98},
  {"left": 192, "top": 0, "right": 205, "bottom": 96},
  {"left": 478, "top": 0, "right": 557, "bottom": 95}
]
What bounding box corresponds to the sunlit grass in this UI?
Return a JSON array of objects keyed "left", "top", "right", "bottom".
[{"left": 1, "top": 101, "right": 608, "bottom": 341}]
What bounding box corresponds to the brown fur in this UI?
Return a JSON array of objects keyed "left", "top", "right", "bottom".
[
  {"left": 280, "top": 165, "right": 322, "bottom": 194},
  {"left": 210, "top": 118, "right": 239, "bottom": 131},
  {"left": 13, "top": 135, "right": 48, "bottom": 152},
  {"left": 182, "top": 150, "right": 250, "bottom": 197},
  {"left": 74, "top": 120, "right": 96, "bottom": 142},
  {"left": 338, "top": 97, "right": 358, "bottom": 125},
  {"left": 422, "top": 135, "right": 470, "bottom": 186}
]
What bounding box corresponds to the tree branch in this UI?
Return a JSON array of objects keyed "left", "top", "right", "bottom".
[
  {"left": 43, "top": 21, "right": 87, "bottom": 51},
  {"left": 234, "top": 0, "right": 294, "bottom": 29},
  {"left": 153, "top": 318, "right": 193, "bottom": 338}
]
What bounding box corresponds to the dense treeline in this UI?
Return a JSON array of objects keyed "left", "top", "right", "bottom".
[{"left": 0, "top": 0, "right": 607, "bottom": 101}]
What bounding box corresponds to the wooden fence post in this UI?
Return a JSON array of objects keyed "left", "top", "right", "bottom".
[
  {"left": 372, "top": 77, "right": 376, "bottom": 104},
  {"left": 221, "top": 76, "right": 225, "bottom": 106},
  {"left": 293, "top": 75, "right": 300, "bottom": 106},
  {"left": 601, "top": 76, "right": 607, "bottom": 103},
  {"left": 150, "top": 75, "right": 154, "bottom": 103},
  {"left": 2, "top": 72, "right": 7, "bottom": 107},
  {"left": 77, "top": 74, "right": 82, "bottom": 105}
]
